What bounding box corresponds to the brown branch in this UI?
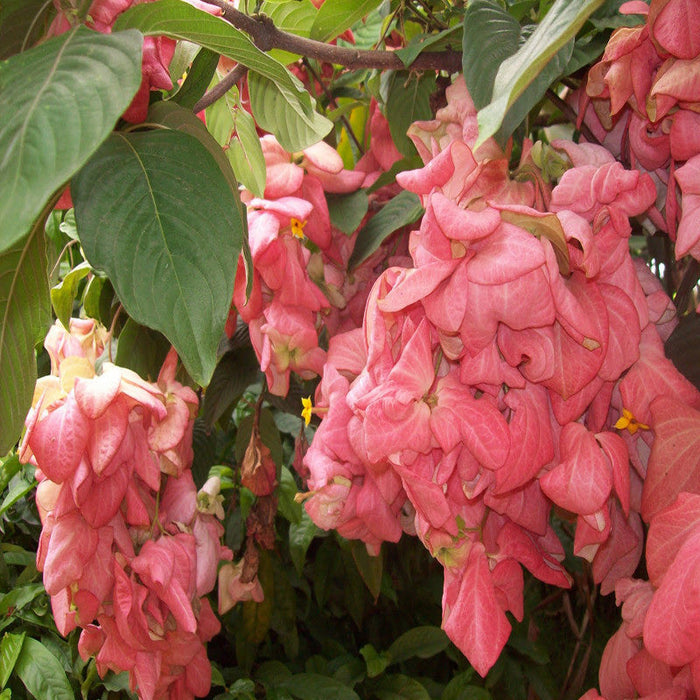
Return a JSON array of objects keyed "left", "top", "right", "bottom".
[
  {"left": 204, "top": 0, "right": 462, "bottom": 72},
  {"left": 194, "top": 63, "right": 248, "bottom": 113}
]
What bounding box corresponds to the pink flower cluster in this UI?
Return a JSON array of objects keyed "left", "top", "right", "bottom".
[
  {"left": 21, "top": 319, "right": 230, "bottom": 700},
  {"left": 48, "top": 0, "right": 221, "bottom": 123},
  {"left": 301, "top": 78, "right": 700, "bottom": 677},
  {"left": 232, "top": 122, "right": 408, "bottom": 396},
  {"left": 581, "top": 0, "right": 700, "bottom": 260}
]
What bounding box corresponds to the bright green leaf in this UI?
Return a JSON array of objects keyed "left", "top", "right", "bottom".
[
  {"left": 360, "top": 644, "right": 389, "bottom": 678},
  {"left": 310, "top": 0, "right": 383, "bottom": 42},
  {"left": 261, "top": 0, "right": 317, "bottom": 64},
  {"left": 0, "top": 632, "right": 25, "bottom": 688},
  {"left": 50, "top": 261, "right": 90, "bottom": 329},
  {"left": 73, "top": 130, "right": 244, "bottom": 386},
  {"left": 13, "top": 637, "right": 73, "bottom": 700},
  {"left": 386, "top": 71, "right": 437, "bottom": 157},
  {"left": 206, "top": 80, "right": 267, "bottom": 197},
  {"left": 0, "top": 26, "right": 143, "bottom": 251},
  {"left": 462, "top": 0, "right": 521, "bottom": 110},
  {"left": 349, "top": 191, "right": 423, "bottom": 269},
  {"left": 0, "top": 219, "right": 51, "bottom": 456},
  {"left": 248, "top": 71, "right": 332, "bottom": 152},
  {"left": 475, "top": 0, "right": 605, "bottom": 147},
  {"left": 386, "top": 627, "right": 450, "bottom": 665}
]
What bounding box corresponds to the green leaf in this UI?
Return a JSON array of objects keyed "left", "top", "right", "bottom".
[
  {"left": 13, "top": 637, "right": 73, "bottom": 700},
  {"left": 0, "top": 584, "right": 45, "bottom": 617},
  {"left": 73, "top": 130, "right": 244, "bottom": 386},
  {"left": 310, "top": 0, "right": 383, "bottom": 42},
  {"left": 0, "top": 632, "right": 25, "bottom": 688},
  {"left": 203, "top": 347, "right": 261, "bottom": 429},
  {"left": 51, "top": 261, "right": 91, "bottom": 329},
  {"left": 349, "top": 539, "right": 382, "bottom": 601},
  {"left": 360, "top": 644, "right": 389, "bottom": 678},
  {"left": 349, "top": 191, "right": 423, "bottom": 269},
  {"left": 114, "top": 0, "right": 331, "bottom": 151},
  {"left": 0, "top": 473, "right": 36, "bottom": 518},
  {"left": 385, "top": 71, "right": 437, "bottom": 157},
  {"left": 146, "top": 100, "right": 241, "bottom": 197},
  {"left": 441, "top": 670, "right": 478, "bottom": 700},
  {"left": 170, "top": 46, "right": 220, "bottom": 110},
  {"left": 278, "top": 465, "right": 303, "bottom": 525},
  {"left": 248, "top": 71, "right": 333, "bottom": 152},
  {"left": 281, "top": 673, "right": 360, "bottom": 700},
  {"left": 475, "top": 0, "right": 605, "bottom": 147},
  {"left": 386, "top": 627, "right": 450, "bottom": 665},
  {"left": 373, "top": 674, "right": 431, "bottom": 700},
  {"left": 327, "top": 191, "right": 369, "bottom": 235},
  {"left": 206, "top": 80, "right": 267, "bottom": 198},
  {"left": 289, "top": 510, "right": 320, "bottom": 576},
  {"left": 114, "top": 318, "right": 171, "bottom": 382},
  {"left": 494, "top": 38, "right": 574, "bottom": 145},
  {"left": 0, "top": 26, "right": 143, "bottom": 251},
  {"left": 0, "top": 219, "right": 51, "bottom": 455},
  {"left": 395, "top": 26, "right": 462, "bottom": 67},
  {"left": 462, "top": 0, "right": 521, "bottom": 110}
]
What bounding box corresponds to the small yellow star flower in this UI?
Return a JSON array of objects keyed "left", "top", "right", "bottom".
[
  {"left": 291, "top": 217, "right": 307, "bottom": 239},
  {"left": 614, "top": 408, "right": 649, "bottom": 435},
  {"left": 301, "top": 396, "right": 313, "bottom": 426}
]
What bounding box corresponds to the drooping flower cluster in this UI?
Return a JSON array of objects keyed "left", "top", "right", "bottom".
[
  {"left": 581, "top": 0, "right": 700, "bottom": 261},
  {"left": 232, "top": 118, "right": 409, "bottom": 396},
  {"left": 21, "top": 319, "right": 231, "bottom": 700},
  {"left": 301, "top": 77, "right": 700, "bottom": 677}
]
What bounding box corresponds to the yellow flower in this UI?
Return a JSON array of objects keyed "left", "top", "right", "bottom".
[
  {"left": 301, "top": 396, "right": 313, "bottom": 426},
  {"left": 614, "top": 408, "right": 649, "bottom": 435},
  {"left": 291, "top": 217, "right": 307, "bottom": 239}
]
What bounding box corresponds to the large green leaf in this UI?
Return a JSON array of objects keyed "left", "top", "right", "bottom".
[
  {"left": 13, "top": 637, "right": 73, "bottom": 700},
  {"left": 385, "top": 71, "right": 438, "bottom": 157},
  {"left": 248, "top": 71, "right": 332, "bottom": 152},
  {"left": 0, "top": 632, "right": 25, "bottom": 689},
  {"left": 0, "top": 26, "right": 143, "bottom": 252},
  {"left": 114, "top": 0, "right": 332, "bottom": 151},
  {"left": 72, "top": 130, "right": 244, "bottom": 386},
  {"left": 474, "top": 0, "right": 605, "bottom": 147},
  {"left": 0, "top": 218, "right": 51, "bottom": 455},
  {"left": 462, "top": 0, "right": 520, "bottom": 110},
  {"left": 310, "top": 0, "right": 383, "bottom": 42}
]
